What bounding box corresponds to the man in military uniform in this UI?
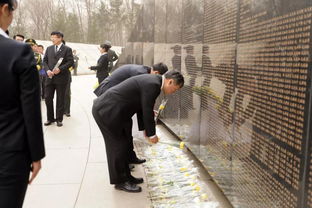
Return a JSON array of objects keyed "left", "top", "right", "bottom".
[
  {"left": 25, "top": 38, "right": 42, "bottom": 72},
  {"left": 37, "top": 44, "right": 47, "bottom": 100}
]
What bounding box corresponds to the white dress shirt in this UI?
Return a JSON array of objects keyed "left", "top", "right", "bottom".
[{"left": 0, "top": 28, "right": 9, "bottom": 38}]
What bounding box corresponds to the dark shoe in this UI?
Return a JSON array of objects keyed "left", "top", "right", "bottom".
[
  {"left": 44, "top": 120, "right": 54, "bottom": 126},
  {"left": 129, "top": 164, "right": 135, "bottom": 171},
  {"left": 64, "top": 113, "right": 71, "bottom": 117},
  {"left": 56, "top": 121, "right": 63, "bottom": 127},
  {"left": 115, "top": 181, "right": 142, "bottom": 193},
  {"left": 129, "top": 158, "right": 146, "bottom": 164},
  {"left": 129, "top": 175, "right": 143, "bottom": 184}
]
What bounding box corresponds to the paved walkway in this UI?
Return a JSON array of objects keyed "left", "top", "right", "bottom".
[
  {"left": 23, "top": 75, "right": 232, "bottom": 208},
  {"left": 23, "top": 75, "right": 150, "bottom": 208}
]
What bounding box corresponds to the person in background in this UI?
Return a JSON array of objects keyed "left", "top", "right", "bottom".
[
  {"left": 43, "top": 31, "right": 74, "bottom": 127},
  {"left": 93, "top": 63, "right": 168, "bottom": 168},
  {"left": 25, "top": 39, "right": 42, "bottom": 72},
  {"left": 92, "top": 70, "right": 184, "bottom": 193},
  {"left": 0, "top": 0, "right": 45, "bottom": 207},
  {"left": 37, "top": 44, "right": 47, "bottom": 100},
  {"left": 89, "top": 43, "right": 110, "bottom": 84},
  {"left": 72, "top": 49, "right": 79, "bottom": 76},
  {"left": 104, "top": 40, "right": 118, "bottom": 73},
  {"left": 13, "top": 33, "right": 24, "bottom": 42},
  {"left": 64, "top": 40, "right": 72, "bottom": 117}
]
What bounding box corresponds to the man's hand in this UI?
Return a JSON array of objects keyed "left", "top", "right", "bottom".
[
  {"left": 29, "top": 160, "right": 42, "bottom": 185},
  {"left": 53, "top": 67, "right": 61, "bottom": 75},
  {"left": 148, "top": 135, "right": 159, "bottom": 144},
  {"left": 47, "top": 70, "right": 54, "bottom": 78}
]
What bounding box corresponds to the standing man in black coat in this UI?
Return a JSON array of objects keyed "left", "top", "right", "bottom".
[
  {"left": 94, "top": 63, "right": 168, "bottom": 165},
  {"left": 92, "top": 71, "right": 184, "bottom": 192},
  {"left": 104, "top": 40, "right": 118, "bottom": 73},
  {"left": 43, "top": 31, "right": 74, "bottom": 127},
  {"left": 94, "top": 63, "right": 168, "bottom": 96},
  {"left": 89, "top": 44, "right": 110, "bottom": 84},
  {"left": 0, "top": 0, "right": 45, "bottom": 207}
]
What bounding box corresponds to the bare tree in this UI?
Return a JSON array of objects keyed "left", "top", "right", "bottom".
[
  {"left": 10, "top": 0, "right": 142, "bottom": 45},
  {"left": 71, "top": 0, "right": 85, "bottom": 41},
  {"left": 26, "top": 0, "right": 54, "bottom": 39}
]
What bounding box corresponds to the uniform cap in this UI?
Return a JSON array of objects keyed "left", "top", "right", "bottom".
[
  {"left": 25, "top": 38, "right": 37, "bottom": 46},
  {"left": 104, "top": 40, "right": 112, "bottom": 47}
]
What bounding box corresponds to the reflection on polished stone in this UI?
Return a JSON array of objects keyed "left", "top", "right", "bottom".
[
  {"left": 154, "top": 0, "right": 166, "bottom": 43},
  {"left": 143, "top": 43, "right": 154, "bottom": 66},
  {"left": 117, "top": 0, "right": 312, "bottom": 207},
  {"left": 142, "top": 0, "right": 154, "bottom": 42},
  {"left": 166, "top": 0, "right": 182, "bottom": 43}
]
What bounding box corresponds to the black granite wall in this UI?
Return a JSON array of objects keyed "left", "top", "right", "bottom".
[{"left": 121, "top": 1, "right": 312, "bottom": 207}]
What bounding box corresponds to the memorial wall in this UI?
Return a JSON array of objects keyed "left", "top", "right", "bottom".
[{"left": 121, "top": 0, "right": 312, "bottom": 207}]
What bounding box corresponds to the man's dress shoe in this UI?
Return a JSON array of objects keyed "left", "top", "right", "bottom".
[
  {"left": 44, "top": 120, "right": 54, "bottom": 126},
  {"left": 114, "top": 181, "right": 142, "bottom": 193},
  {"left": 129, "top": 158, "right": 146, "bottom": 164},
  {"left": 56, "top": 121, "right": 63, "bottom": 127},
  {"left": 129, "top": 164, "right": 135, "bottom": 170},
  {"left": 129, "top": 175, "right": 143, "bottom": 184}
]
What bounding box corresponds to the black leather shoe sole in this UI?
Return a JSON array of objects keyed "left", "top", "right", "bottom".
[
  {"left": 56, "top": 122, "right": 63, "bottom": 127},
  {"left": 114, "top": 182, "right": 142, "bottom": 193},
  {"left": 129, "top": 164, "right": 135, "bottom": 170},
  {"left": 44, "top": 121, "right": 54, "bottom": 126},
  {"left": 129, "top": 175, "right": 143, "bottom": 184},
  {"left": 129, "top": 158, "right": 146, "bottom": 164}
]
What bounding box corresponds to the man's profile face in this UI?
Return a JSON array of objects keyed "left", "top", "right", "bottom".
[
  {"left": 150, "top": 68, "right": 160, "bottom": 75},
  {"left": 15, "top": 36, "right": 24, "bottom": 42},
  {"left": 163, "top": 79, "right": 181, "bottom": 95},
  {"left": 37, "top": 47, "right": 43, "bottom": 54},
  {"left": 0, "top": 1, "right": 17, "bottom": 31},
  {"left": 31, "top": 45, "right": 38, "bottom": 52},
  {"left": 50, "top": 35, "right": 62, "bottom": 45}
]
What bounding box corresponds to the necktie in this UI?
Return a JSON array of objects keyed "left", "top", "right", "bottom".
[{"left": 55, "top": 45, "right": 58, "bottom": 53}]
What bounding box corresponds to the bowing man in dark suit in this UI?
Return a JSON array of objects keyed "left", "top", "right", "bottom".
[
  {"left": 94, "top": 62, "right": 168, "bottom": 97},
  {"left": 0, "top": 1, "right": 45, "bottom": 207},
  {"left": 43, "top": 31, "right": 74, "bottom": 127},
  {"left": 93, "top": 62, "right": 168, "bottom": 165},
  {"left": 92, "top": 71, "right": 184, "bottom": 192},
  {"left": 89, "top": 44, "right": 110, "bottom": 84}
]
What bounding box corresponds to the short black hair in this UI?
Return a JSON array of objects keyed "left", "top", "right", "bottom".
[
  {"left": 164, "top": 70, "right": 184, "bottom": 88},
  {"left": 100, "top": 44, "right": 110, "bottom": 51},
  {"left": 51, "top": 31, "right": 64, "bottom": 38},
  {"left": 0, "top": 0, "right": 16, "bottom": 11},
  {"left": 37, "top": 45, "right": 44, "bottom": 49},
  {"left": 152, "top": 62, "right": 168, "bottom": 75},
  {"left": 13, "top": 34, "right": 24, "bottom": 40}
]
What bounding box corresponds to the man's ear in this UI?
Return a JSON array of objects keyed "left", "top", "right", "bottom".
[
  {"left": 0, "top": 4, "right": 5, "bottom": 16},
  {"left": 2, "top": 4, "right": 10, "bottom": 16}
]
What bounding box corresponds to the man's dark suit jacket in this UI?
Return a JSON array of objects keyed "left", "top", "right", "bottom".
[
  {"left": 93, "top": 74, "right": 162, "bottom": 137},
  {"left": 90, "top": 53, "right": 109, "bottom": 81},
  {"left": 94, "top": 64, "right": 151, "bottom": 96},
  {"left": 43, "top": 44, "right": 74, "bottom": 85},
  {"left": 0, "top": 35, "right": 45, "bottom": 162}
]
